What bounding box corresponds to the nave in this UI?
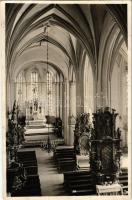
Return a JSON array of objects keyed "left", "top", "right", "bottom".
[{"left": 5, "top": 2, "right": 129, "bottom": 197}]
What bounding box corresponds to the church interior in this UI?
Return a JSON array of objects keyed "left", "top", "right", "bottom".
[{"left": 6, "top": 3, "right": 129, "bottom": 196}]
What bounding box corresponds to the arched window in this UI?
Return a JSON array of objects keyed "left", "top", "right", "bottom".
[
  {"left": 31, "top": 71, "right": 39, "bottom": 101},
  {"left": 16, "top": 72, "right": 24, "bottom": 104}
]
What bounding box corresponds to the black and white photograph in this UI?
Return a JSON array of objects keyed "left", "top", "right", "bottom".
[{"left": 0, "top": 1, "right": 131, "bottom": 199}]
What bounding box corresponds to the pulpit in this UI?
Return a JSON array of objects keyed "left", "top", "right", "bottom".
[{"left": 90, "top": 107, "right": 122, "bottom": 184}]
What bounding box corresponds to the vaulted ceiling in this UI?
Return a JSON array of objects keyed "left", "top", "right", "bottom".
[{"left": 6, "top": 3, "right": 127, "bottom": 82}]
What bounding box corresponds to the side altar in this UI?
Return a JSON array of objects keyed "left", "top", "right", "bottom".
[{"left": 90, "top": 107, "right": 122, "bottom": 184}]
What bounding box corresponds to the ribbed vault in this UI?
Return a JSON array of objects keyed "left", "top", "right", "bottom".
[{"left": 6, "top": 3, "right": 127, "bottom": 110}]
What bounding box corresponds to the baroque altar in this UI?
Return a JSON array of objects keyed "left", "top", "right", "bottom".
[{"left": 90, "top": 107, "right": 122, "bottom": 184}]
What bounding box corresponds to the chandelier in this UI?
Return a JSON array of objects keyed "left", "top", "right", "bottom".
[
  {"left": 42, "top": 22, "right": 52, "bottom": 152},
  {"left": 45, "top": 22, "right": 51, "bottom": 117}
]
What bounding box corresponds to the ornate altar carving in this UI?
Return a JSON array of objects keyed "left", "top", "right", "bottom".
[
  {"left": 26, "top": 100, "right": 43, "bottom": 120},
  {"left": 74, "top": 113, "right": 91, "bottom": 155},
  {"left": 90, "top": 107, "right": 122, "bottom": 184}
]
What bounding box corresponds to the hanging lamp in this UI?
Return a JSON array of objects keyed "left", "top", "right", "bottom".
[{"left": 43, "top": 22, "right": 52, "bottom": 152}]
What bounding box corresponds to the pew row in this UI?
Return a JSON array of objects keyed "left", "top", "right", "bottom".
[
  {"left": 17, "top": 150, "right": 38, "bottom": 175},
  {"left": 53, "top": 146, "right": 77, "bottom": 173},
  {"left": 63, "top": 167, "right": 128, "bottom": 196},
  {"left": 8, "top": 150, "right": 41, "bottom": 196},
  {"left": 11, "top": 175, "right": 41, "bottom": 196},
  {"left": 63, "top": 170, "right": 96, "bottom": 195}
]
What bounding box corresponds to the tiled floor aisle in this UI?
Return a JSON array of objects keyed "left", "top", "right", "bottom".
[{"left": 22, "top": 147, "right": 66, "bottom": 196}]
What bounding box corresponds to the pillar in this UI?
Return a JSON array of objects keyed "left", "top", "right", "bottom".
[
  {"left": 55, "top": 82, "right": 59, "bottom": 117},
  {"left": 52, "top": 82, "right": 56, "bottom": 116},
  {"left": 9, "top": 81, "right": 15, "bottom": 110},
  {"left": 68, "top": 81, "right": 76, "bottom": 146},
  {"left": 59, "top": 82, "right": 63, "bottom": 119},
  {"left": 63, "top": 80, "right": 69, "bottom": 145},
  {"left": 76, "top": 79, "right": 84, "bottom": 114}
]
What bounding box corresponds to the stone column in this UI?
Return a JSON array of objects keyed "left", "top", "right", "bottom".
[
  {"left": 59, "top": 82, "right": 63, "bottom": 119},
  {"left": 68, "top": 81, "right": 76, "bottom": 146},
  {"left": 55, "top": 82, "right": 59, "bottom": 117},
  {"left": 10, "top": 81, "right": 15, "bottom": 108},
  {"left": 63, "top": 80, "right": 69, "bottom": 145},
  {"left": 52, "top": 82, "right": 56, "bottom": 116},
  {"left": 42, "top": 75, "right": 46, "bottom": 118},
  {"left": 76, "top": 74, "right": 84, "bottom": 114}
]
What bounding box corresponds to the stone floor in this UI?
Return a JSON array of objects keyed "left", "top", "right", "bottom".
[{"left": 36, "top": 148, "right": 66, "bottom": 196}]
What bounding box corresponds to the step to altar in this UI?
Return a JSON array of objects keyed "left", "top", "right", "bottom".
[
  {"left": 25, "top": 127, "right": 54, "bottom": 135},
  {"left": 26, "top": 119, "right": 54, "bottom": 130},
  {"left": 26, "top": 120, "right": 46, "bottom": 126}
]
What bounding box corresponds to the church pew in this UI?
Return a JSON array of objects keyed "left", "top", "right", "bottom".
[
  {"left": 63, "top": 170, "right": 96, "bottom": 195},
  {"left": 63, "top": 168, "right": 128, "bottom": 196},
  {"left": 17, "top": 152, "right": 37, "bottom": 171},
  {"left": 17, "top": 151, "right": 38, "bottom": 168},
  {"left": 10, "top": 151, "right": 41, "bottom": 196},
  {"left": 11, "top": 188, "right": 41, "bottom": 196},
  {"left": 64, "top": 170, "right": 92, "bottom": 183},
  {"left": 54, "top": 147, "right": 77, "bottom": 172},
  {"left": 11, "top": 175, "right": 41, "bottom": 196},
  {"left": 57, "top": 160, "right": 77, "bottom": 172},
  {"left": 17, "top": 151, "right": 37, "bottom": 159},
  {"left": 53, "top": 147, "right": 76, "bottom": 159},
  {"left": 54, "top": 150, "right": 75, "bottom": 160},
  {"left": 24, "top": 166, "right": 38, "bottom": 175},
  {"left": 20, "top": 160, "right": 37, "bottom": 167},
  {"left": 56, "top": 155, "right": 76, "bottom": 163}
]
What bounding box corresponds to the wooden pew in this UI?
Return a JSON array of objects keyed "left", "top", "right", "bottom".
[
  {"left": 57, "top": 160, "right": 77, "bottom": 172},
  {"left": 17, "top": 151, "right": 37, "bottom": 160},
  {"left": 17, "top": 150, "right": 38, "bottom": 169},
  {"left": 54, "top": 147, "right": 77, "bottom": 173},
  {"left": 9, "top": 151, "right": 41, "bottom": 196},
  {"left": 11, "top": 175, "right": 41, "bottom": 196},
  {"left": 63, "top": 170, "right": 96, "bottom": 195},
  {"left": 24, "top": 166, "right": 38, "bottom": 175}
]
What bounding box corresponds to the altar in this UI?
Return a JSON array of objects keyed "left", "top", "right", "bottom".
[{"left": 25, "top": 100, "right": 45, "bottom": 121}]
